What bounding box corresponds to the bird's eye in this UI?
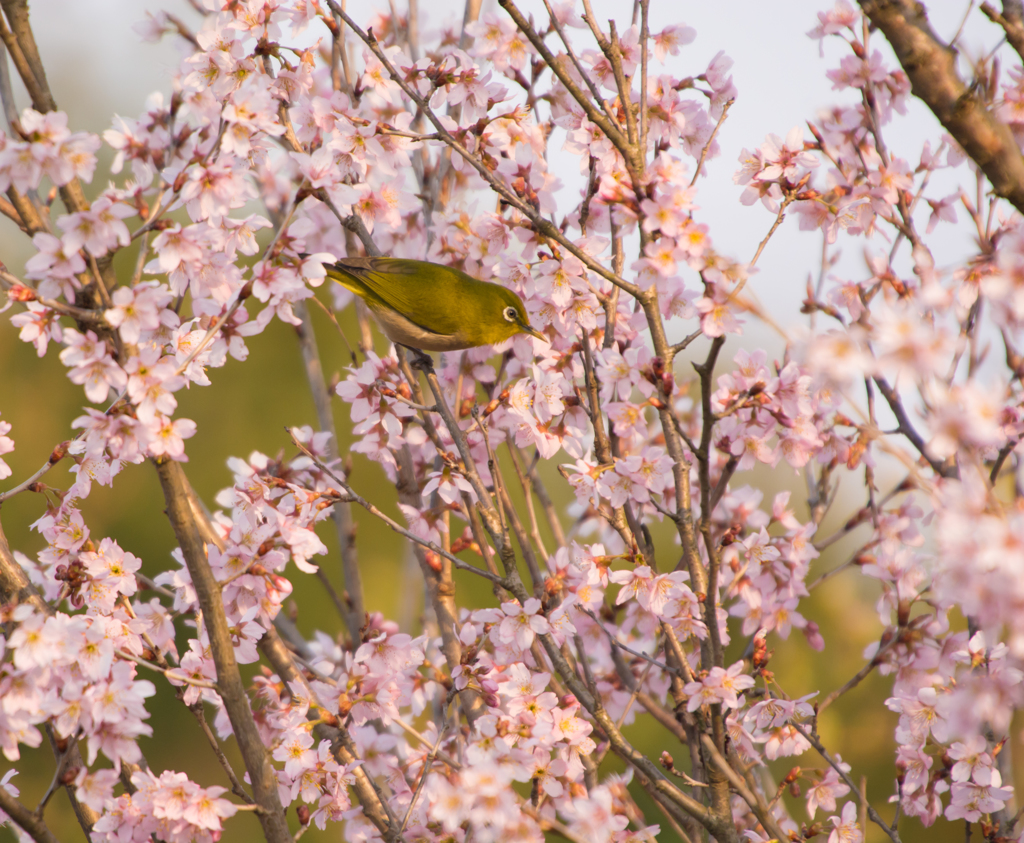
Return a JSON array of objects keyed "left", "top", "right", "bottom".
[{"left": 503, "top": 306, "right": 517, "bottom": 322}]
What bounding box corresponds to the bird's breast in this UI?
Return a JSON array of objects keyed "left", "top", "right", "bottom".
[{"left": 367, "top": 301, "right": 471, "bottom": 352}]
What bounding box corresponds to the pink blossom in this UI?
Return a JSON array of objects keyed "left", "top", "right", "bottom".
[
  {"left": 827, "top": 801, "right": 862, "bottom": 843},
  {"left": 806, "top": 762, "right": 851, "bottom": 819},
  {"left": 0, "top": 415, "right": 12, "bottom": 480},
  {"left": 653, "top": 23, "right": 696, "bottom": 62},
  {"left": 58, "top": 196, "right": 134, "bottom": 256},
  {"left": 104, "top": 281, "right": 175, "bottom": 344},
  {"left": 24, "top": 231, "right": 87, "bottom": 280},
  {"left": 684, "top": 662, "right": 754, "bottom": 711},
  {"left": 422, "top": 466, "right": 477, "bottom": 505},
  {"left": 496, "top": 598, "right": 551, "bottom": 649},
  {"left": 10, "top": 302, "right": 63, "bottom": 357},
  {"left": 945, "top": 779, "right": 1014, "bottom": 822},
  {"left": 354, "top": 632, "right": 424, "bottom": 674}
]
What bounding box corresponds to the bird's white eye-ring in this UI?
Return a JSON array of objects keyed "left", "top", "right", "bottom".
[{"left": 503, "top": 306, "right": 517, "bottom": 322}]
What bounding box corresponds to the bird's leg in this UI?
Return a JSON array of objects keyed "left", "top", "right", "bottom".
[{"left": 400, "top": 344, "right": 436, "bottom": 374}]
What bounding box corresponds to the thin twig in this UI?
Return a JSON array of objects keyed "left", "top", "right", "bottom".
[
  {"left": 398, "top": 729, "right": 445, "bottom": 834},
  {"left": 581, "top": 608, "right": 679, "bottom": 676},
  {"left": 175, "top": 196, "right": 299, "bottom": 378},
  {"left": 0, "top": 442, "right": 67, "bottom": 503},
  {"left": 816, "top": 632, "right": 898, "bottom": 715},
  {"left": 287, "top": 428, "right": 506, "bottom": 586},
  {"left": 699, "top": 734, "right": 790, "bottom": 843},
  {"left": 689, "top": 99, "right": 733, "bottom": 187},
  {"left": 792, "top": 721, "right": 902, "bottom": 843},
  {"left": 0, "top": 269, "right": 105, "bottom": 323},
  {"left": 186, "top": 702, "right": 254, "bottom": 803}
]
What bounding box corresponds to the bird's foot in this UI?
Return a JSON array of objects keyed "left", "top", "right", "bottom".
[{"left": 401, "top": 345, "right": 435, "bottom": 374}]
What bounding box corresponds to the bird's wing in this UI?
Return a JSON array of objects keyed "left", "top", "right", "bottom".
[{"left": 334, "top": 259, "right": 474, "bottom": 336}]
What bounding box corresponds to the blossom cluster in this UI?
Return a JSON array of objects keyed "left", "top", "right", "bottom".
[{"left": 1, "top": 0, "right": 1023, "bottom": 842}]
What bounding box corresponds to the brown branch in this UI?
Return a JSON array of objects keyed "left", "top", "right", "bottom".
[
  {"left": 289, "top": 416, "right": 489, "bottom": 724},
  {"left": 258, "top": 626, "right": 395, "bottom": 835},
  {"left": 858, "top": 0, "right": 1024, "bottom": 214},
  {"left": 0, "top": 39, "right": 16, "bottom": 129},
  {"left": 0, "top": 513, "right": 50, "bottom": 624},
  {"left": 498, "top": 0, "right": 630, "bottom": 156},
  {"left": 520, "top": 446, "right": 567, "bottom": 549},
  {"left": 693, "top": 335, "right": 726, "bottom": 667},
  {"left": 5, "top": 186, "right": 45, "bottom": 235},
  {"left": 540, "top": 0, "right": 620, "bottom": 132},
  {"left": 981, "top": 2, "right": 1024, "bottom": 63},
  {"left": 639, "top": 0, "right": 649, "bottom": 154},
  {"left": 0, "top": 0, "right": 88, "bottom": 214},
  {"left": 0, "top": 192, "right": 25, "bottom": 230},
  {"left": 690, "top": 99, "right": 734, "bottom": 187},
  {"left": 164, "top": 12, "right": 201, "bottom": 48},
  {"left": 699, "top": 734, "right": 790, "bottom": 843},
  {"left": 457, "top": 0, "right": 482, "bottom": 51},
  {"left": 153, "top": 459, "right": 291, "bottom": 843},
  {"left": 0, "top": 269, "right": 104, "bottom": 324},
  {"left": 321, "top": 0, "right": 641, "bottom": 298},
  {"left": 505, "top": 439, "right": 556, "bottom": 556},
  {"left": 607, "top": 20, "right": 638, "bottom": 150},
  {"left": 186, "top": 702, "right": 254, "bottom": 803},
  {"left": 0, "top": 0, "right": 53, "bottom": 112},
  {"left": 872, "top": 375, "right": 955, "bottom": 477},
  {"left": 287, "top": 429, "right": 505, "bottom": 587},
  {"left": 421, "top": 370, "right": 507, "bottom": 544},
  {"left": 515, "top": 579, "right": 738, "bottom": 840},
  {"left": 392, "top": 447, "right": 489, "bottom": 726},
  {"left": 0, "top": 787, "right": 59, "bottom": 843}
]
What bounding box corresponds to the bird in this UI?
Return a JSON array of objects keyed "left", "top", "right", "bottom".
[{"left": 321, "top": 257, "right": 546, "bottom": 354}]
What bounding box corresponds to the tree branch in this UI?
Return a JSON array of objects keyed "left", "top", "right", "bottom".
[
  {"left": 0, "top": 787, "right": 59, "bottom": 843},
  {"left": 858, "top": 0, "right": 1024, "bottom": 214},
  {"left": 153, "top": 459, "right": 291, "bottom": 843},
  {"left": 258, "top": 625, "right": 396, "bottom": 836}
]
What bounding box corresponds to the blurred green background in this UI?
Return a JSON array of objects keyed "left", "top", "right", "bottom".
[{"left": 0, "top": 2, "right": 1017, "bottom": 842}]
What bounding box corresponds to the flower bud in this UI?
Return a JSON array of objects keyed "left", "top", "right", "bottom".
[
  {"left": 752, "top": 632, "right": 770, "bottom": 669},
  {"left": 7, "top": 284, "right": 35, "bottom": 302}
]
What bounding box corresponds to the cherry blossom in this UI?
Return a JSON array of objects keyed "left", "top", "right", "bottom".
[{"left": 2, "top": 3, "right": 1024, "bottom": 842}]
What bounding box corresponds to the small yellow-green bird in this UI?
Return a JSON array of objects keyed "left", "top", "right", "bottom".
[{"left": 322, "top": 257, "right": 546, "bottom": 352}]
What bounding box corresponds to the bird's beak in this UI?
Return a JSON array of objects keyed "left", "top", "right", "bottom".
[{"left": 518, "top": 320, "right": 547, "bottom": 343}]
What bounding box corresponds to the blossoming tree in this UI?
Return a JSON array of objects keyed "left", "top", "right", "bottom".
[{"left": 0, "top": 0, "right": 1022, "bottom": 841}]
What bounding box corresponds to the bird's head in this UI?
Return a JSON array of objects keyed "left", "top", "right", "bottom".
[{"left": 483, "top": 285, "right": 546, "bottom": 345}]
